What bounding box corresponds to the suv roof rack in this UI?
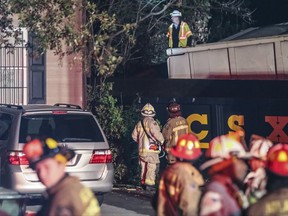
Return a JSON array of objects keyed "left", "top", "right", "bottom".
[
  {"left": 54, "top": 103, "right": 82, "bottom": 109},
  {"left": 0, "top": 104, "right": 23, "bottom": 109}
]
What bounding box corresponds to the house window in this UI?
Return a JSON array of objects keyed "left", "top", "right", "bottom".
[{"left": 0, "top": 28, "right": 28, "bottom": 105}]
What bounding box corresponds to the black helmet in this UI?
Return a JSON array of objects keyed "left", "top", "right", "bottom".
[{"left": 23, "top": 138, "right": 75, "bottom": 169}]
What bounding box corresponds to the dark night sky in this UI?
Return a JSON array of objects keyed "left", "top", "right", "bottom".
[{"left": 251, "top": 0, "right": 288, "bottom": 26}]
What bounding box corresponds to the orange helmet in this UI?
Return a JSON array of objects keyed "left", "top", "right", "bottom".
[
  {"left": 249, "top": 134, "right": 273, "bottom": 160},
  {"left": 266, "top": 143, "right": 288, "bottom": 176},
  {"left": 170, "top": 133, "right": 201, "bottom": 161},
  {"left": 200, "top": 131, "right": 251, "bottom": 170}
]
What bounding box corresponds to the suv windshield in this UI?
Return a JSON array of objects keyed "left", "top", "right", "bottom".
[{"left": 19, "top": 114, "right": 104, "bottom": 143}]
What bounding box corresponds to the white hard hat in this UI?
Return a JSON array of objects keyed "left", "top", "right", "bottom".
[
  {"left": 170, "top": 10, "right": 182, "bottom": 17},
  {"left": 200, "top": 132, "right": 252, "bottom": 170}
]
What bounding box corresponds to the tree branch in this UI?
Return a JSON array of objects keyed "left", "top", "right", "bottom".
[{"left": 109, "top": 0, "right": 177, "bottom": 42}]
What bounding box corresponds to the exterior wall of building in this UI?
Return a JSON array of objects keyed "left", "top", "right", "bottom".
[
  {"left": 2, "top": 10, "right": 85, "bottom": 107},
  {"left": 45, "top": 7, "right": 84, "bottom": 107},
  {"left": 45, "top": 51, "right": 84, "bottom": 107}
]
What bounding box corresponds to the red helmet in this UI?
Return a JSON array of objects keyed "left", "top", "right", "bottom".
[
  {"left": 167, "top": 102, "right": 181, "bottom": 117},
  {"left": 170, "top": 133, "right": 201, "bottom": 161},
  {"left": 266, "top": 143, "right": 288, "bottom": 176}
]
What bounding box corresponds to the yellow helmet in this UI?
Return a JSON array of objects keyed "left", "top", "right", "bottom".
[{"left": 141, "top": 103, "right": 155, "bottom": 117}]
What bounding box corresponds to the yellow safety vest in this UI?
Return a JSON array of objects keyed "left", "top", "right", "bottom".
[{"left": 167, "top": 21, "right": 192, "bottom": 48}]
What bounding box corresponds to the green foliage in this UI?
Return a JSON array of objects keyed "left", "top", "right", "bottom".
[
  {"left": 88, "top": 82, "right": 129, "bottom": 183},
  {"left": 120, "top": 99, "right": 142, "bottom": 184},
  {"left": 88, "top": 82, "right": 126, "bottom": 141},
  {"left": 95, "top": 95, "right": 126, "bottom": 141},
  {"left": 0, "top": 0, "right": 22, "bottom": 47},
  {"left": 111, "top": 147, "right": 128, "bottom": 183},
  {"left": 9, "top": 0, "right": 77, "bottom": 55}
]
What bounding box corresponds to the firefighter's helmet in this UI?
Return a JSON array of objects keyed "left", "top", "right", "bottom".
[
  {"left": 141, "top": 103, "right": 156, "bottom": 117},
  {"left": 167, "top": 102, "right": 181, "bottom": 113},
  {"left": 266, "top": 143, "right": 288, "bottom": 176},
  {"left": 167, "top": 102, "right": 181, "bottom": 117},
  {"left": 249, "top": 134, "right": 273, "bottom": 160},
  {"left": 23, "top": 138, "right": 75, "bottom": 169},
  {"left": 170, "top": 10, "right": 182, "bottom": 17},
  {"left": 200, "top": 131, "right": 251, "bottom": 170},
  {"left": 170, "top": 133, "right": 201, "bottom": 161}
]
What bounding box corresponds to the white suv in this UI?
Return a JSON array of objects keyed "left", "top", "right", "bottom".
[{"left": 0, "top": 103, "right": 113, "bottom": 205}]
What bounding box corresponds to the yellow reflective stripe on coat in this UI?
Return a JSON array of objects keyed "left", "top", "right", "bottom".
[
  {"left": 172, "top": 125, "right": 188, "bottom": 132},
  {"left": 181, "top": 22, "right": 185, "bottom": 38},
  {"left": 80, "top": 187, "right": 100, "bottom": 216},
  {"left": 179, "top": 22, "right": 186, "bottom": 39},
  {"left": 140, "top": 149, "right": 160, "bottom": 153},
  {"left": 185, "top": 30, "right": 192, "bottom": 37},
  {"left": 172, "top": 125, "right": 189, "bottom": 147}
]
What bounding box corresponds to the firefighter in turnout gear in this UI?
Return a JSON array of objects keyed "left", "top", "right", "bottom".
[
  {"left": 157, "top": 133, "right": 204, "bottom": 216},
  {"left": 132, "top": 103, "right": 164, "bottom": 190},
  {"left": 199, "top": 131, "right": 251, "bottom": 216},
  {"left": 247, "top": 143, "right": 288, "bottom": 216},
  {"left": 244, "top": 134, "right": 273, "bottom": 204},
  {"left": 162, "top": 102, "right": 189, "bottom": 164},
  {"left": 167, "top": 10, "right": 193, "bottom": 48},
  {"left": 23, "top": 138, "right": 100, "bottom": 216}
]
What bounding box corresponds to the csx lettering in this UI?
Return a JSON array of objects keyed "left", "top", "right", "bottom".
[
  {"left": 265, "top": 116, "right": 288, "bottom": 143},
  {"left": 186, "top": 113, "right": 288, "bottom": 147},
  {"left": 228, "top": 115, "right": 244, "bottom": 134},
  {"left": 187, "top": 114, "right": 244, "bottom": 141},
  {"left": 186, "top": 114, "right": 209, "bottom": 148},
  {"left": 187, "top": 114, "right": 208, "bottom": 140}
]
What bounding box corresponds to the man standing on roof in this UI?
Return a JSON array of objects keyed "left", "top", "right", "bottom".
[
  {"left": 132, "top": 103, "right": 164, "bottom": 191},
  {"left": 167, "top": 10, "right": 193, "bottom": 48}
]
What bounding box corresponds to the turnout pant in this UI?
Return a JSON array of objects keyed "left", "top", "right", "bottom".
[{"left": 139, "top": 153, "right": 159, "bottom": 186}]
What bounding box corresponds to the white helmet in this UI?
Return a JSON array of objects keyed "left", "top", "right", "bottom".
[
  {"left": 200, "top": 132, "right": 252, "bottom": 170},
  {"left": 141, "top": 103, "right": 156, "bottom": 117},
  {"left": 170, "top": 10, "right": 182, "bottom": 17},
  {"left": 249, "top": 134, "right": 273, "bottom": 160}
]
